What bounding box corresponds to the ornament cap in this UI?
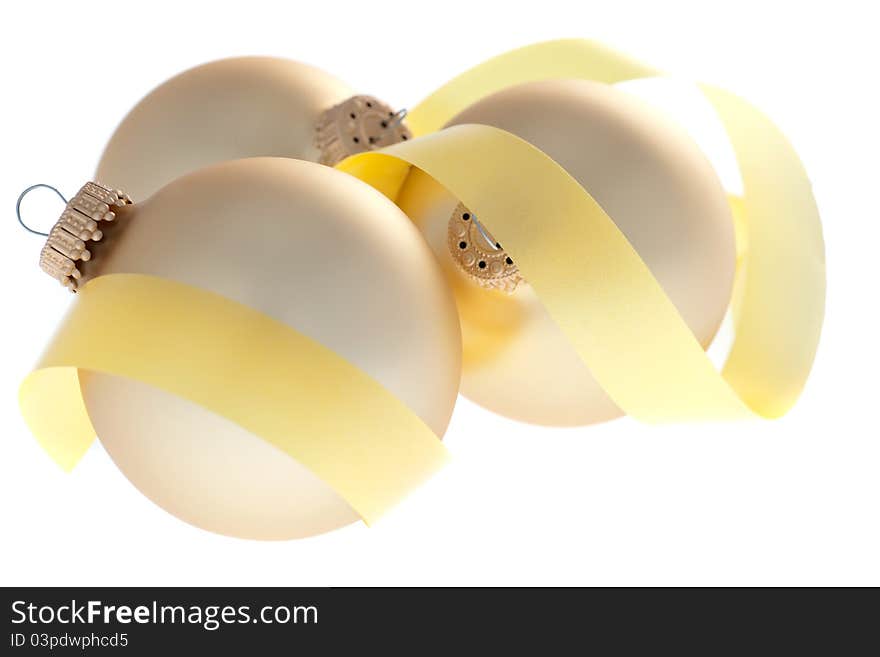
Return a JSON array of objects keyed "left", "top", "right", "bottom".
[
  {"left": 448, "top": 203, "right": 524, "bottom": 293},
  {"left": 314, "top": 95, "right": 412, "bottom": 166},
  {"left": 38, "top": 182, "right": 132, "bottom": 291}
]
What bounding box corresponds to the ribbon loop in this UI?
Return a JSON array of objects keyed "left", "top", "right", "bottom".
[{"left": 339, "top": 40, "right": 824, "bottom": 421}]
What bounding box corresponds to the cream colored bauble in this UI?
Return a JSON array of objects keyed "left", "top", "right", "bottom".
[
  {"left": 78, "top": 157, "right": 461, "bottom": 539},
  {"left": 396, "top": 79, "right": 735, "bottom": 427},
  {"left": 96, "top": 57, "right": 411, "bottom": 200}
]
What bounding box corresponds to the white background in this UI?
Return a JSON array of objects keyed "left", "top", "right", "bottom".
[{"left": 1, "top": 0, "right": 877, "bottom": 586}]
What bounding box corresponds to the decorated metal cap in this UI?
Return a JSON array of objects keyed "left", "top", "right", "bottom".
[
  {"left": 315, "top": 95, "right": 412, "bottom": 166},
  {"left": 448, "top": 203, "right": 524, "bottom": 293},
  {"left": 38, "top": 182, "right": 132, "bottom": 291}
]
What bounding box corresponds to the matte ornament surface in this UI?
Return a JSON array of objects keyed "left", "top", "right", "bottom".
[
  {"left": 339, "top": 39, "right": 823, "bottom": 427},
  {"left": 19, "top": 38, "right": 825, "bottom": 545},
  {"left": 399, "top": 79, "right": 736, "bottom": 426},
  {"left": 24, "top": 158, "right": 461, "bottom": 540},
  {"left": 95, "top": 57, "right": 356, "bottom": 199}
]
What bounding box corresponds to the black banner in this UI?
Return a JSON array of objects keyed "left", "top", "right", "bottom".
[{"left": 1, "top": 587, "right": 873, "bottom": 653}]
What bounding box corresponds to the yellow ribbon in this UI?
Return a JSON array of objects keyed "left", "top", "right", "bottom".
[
  {"left": 407, "top": 39, "right": 659, "bottom": 135},
  {"left": 19, "top": 274, "right": 449, "bottom": 524},
  {"left": 19, "top": 40, "right": 825, "bottom": 531},
  {"left": 338, "top": 39, "right": 825, "bottom": 421}
]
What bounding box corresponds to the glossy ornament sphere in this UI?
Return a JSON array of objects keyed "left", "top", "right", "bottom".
[
  {"left": 397, "top": 79, "right": 736, "bottom": 426},
  {"left": 95, "top": 57, "right": 355, "bottom": 200},
  {"left": 80, "top": 158, "right": 461, "bottom": 539}
]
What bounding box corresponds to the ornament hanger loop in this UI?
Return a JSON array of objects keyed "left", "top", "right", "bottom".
[
  {"left": 471, "top": 213, "right": 501, "bottom": 251},
  {"left": 16, "top": 184, "right": 67, "bottom": 237},
  {"left": 383, "top": 108, "right": 408, "bottom": 132}
]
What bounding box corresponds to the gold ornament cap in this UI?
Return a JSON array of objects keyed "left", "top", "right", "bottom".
[
  {"left": 448, "top": 203, "right": 524, "bottom": 293},
  {"left": 38, "top": 182, "right": 132, "bottom": 291},
  {"left": 315, "top": 95, "right": 412, "bottom": 166}
]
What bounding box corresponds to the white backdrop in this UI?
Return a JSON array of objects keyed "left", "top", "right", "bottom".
[{"left": 1, "top": 0, "right": 877, "bottom": 586}]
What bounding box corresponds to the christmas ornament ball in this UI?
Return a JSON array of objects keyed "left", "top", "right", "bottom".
[
  {"left": 80, "top": 157, "right": 461, "bottom": 539},
  {"left": 95, "top": 57, "right": 356, "bottom": 200},
  {"left": 396, "top": 79, "right": 736, "bottom": 426}
]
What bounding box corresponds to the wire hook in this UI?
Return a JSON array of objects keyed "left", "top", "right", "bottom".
[
  {"left": 16, "top": 183, "right": 67, "bottom": 237},
  {"left": 471, "top": 213, "right": 502, "bottom": 251},
  {"left": 382, "top": 108, "right": 408, "bottom": 132}
]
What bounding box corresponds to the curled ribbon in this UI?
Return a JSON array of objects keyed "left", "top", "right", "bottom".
[
  {"left": 19, "top": 40, "right": 825, "bottom": 533},
  {"left": 19, "top": 274, "right": 449, "bottom": 524},
  {"left": 338, "top": 39, "right": 825, "bottom": 421}
]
